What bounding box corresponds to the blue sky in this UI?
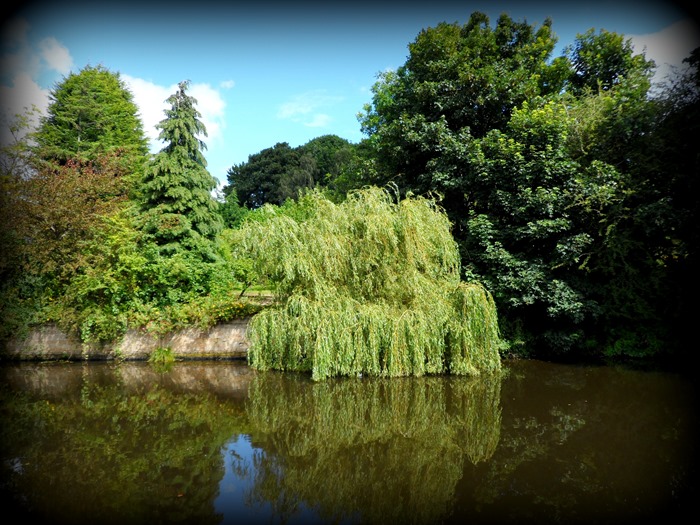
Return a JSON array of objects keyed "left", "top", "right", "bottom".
[{"left": 1, "top": 0, "right": 699, "bottom": 189}]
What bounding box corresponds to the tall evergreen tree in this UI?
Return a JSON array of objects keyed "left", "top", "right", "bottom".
[
  {"left": 140, "top": 80, "right": 222, "bottom": 253},
  {"left": 33, "top": 64, "right": 149, "bottom": 170}
]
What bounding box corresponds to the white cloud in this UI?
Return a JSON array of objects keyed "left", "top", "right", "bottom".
[
  {"left": 37, "top": 37, "right": 72, "bottom": 75},
  {"left": 0, "top": 71, "right": 47, "bottom": 146},
  {"left": 277, "top": 90, "right": 343, "bottom": 120},
  {"left": 190, "top": 82, "right": 226, "bottom": 145},
  {"left": 0, "top": 71, "right": 48, "bottom": 116},
  {"left": 278, "top": 98, "right": 313, "bottom": 119},
  {"left": 304, "top": 113, "right": 332, "bottom": 127},
  {"left": 0, "top": 18, "right": 55, "bottom": 147},
  {"left": 121, "top": 75, "right": 171, "bottom": 149},
  {"left": 220, "top": 79, "right": 235, "bottom": 89},
  {"left": 630, "top": 18, "right": 700, "bottom": 83},
  {"left": 0, "top": 15, "right": 227, "bottom": 155}
]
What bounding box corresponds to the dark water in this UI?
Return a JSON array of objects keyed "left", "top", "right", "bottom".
[{"left": 0, "top": 359, "right": 696, "bottom": 525}]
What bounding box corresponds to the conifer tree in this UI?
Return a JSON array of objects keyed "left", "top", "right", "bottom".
[
  {"left": 140, "top": 80, "right": 222, "bottom": 253},
  {"left": 33, "top": 65, "right": 149, "bottom": 169}
]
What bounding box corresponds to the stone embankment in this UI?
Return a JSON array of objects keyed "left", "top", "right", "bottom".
[{"left": 1, "top": 317, "right": 253, "bottom": 361}]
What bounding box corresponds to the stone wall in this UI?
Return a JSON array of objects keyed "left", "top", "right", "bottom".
[{"left": 1, "top": 317, "right": 253, "bottom": 361}]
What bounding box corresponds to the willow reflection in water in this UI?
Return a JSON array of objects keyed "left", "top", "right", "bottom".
[
  {"left": 0, "top": 360, "right": 695, "bottom": 524},
  {"left": 236, "top": 372, "right": 502, "bottom": 525}
]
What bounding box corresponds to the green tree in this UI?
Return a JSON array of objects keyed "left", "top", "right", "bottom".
[
  {"left": 0, "top": 110, "right": 37, "bottom": 286},
  {"left": 566, "top": 28, "right": 654, "bottom": 96},
  {"left": 233, "top": 187, "right": 502, "bottom": 380},
  {"left": 595, "top": 47, "right": 700, "bottom": 359},
  {"left": 0, "top": 151, "right": 133, "bottom": 342},
  {"left": 32, "top": 65, "right": 148, "bottom": 174},
  {"left": 218, "top": 187, "right": 249, "bottom": 229},
  {"left": 655, "top": 48, "right": 699, "bottom": 270},
  {"left": 1, "top": 93, "right": 145, "bottom": 343},
  {"left": 224, "top": 142, "right": 299, "bottom": 209},
  {"left": 224, "top": 142, "right": 313, "bottom": 208},
  {"left": 299, "top": 135, "right": 376, "bottom": 201},
  {"left": 298, "top": 134, "right": 353, "bottom": 179},
  {"left": 561, "top": 34, "right": 684, "bottom": 359},
  {"left": 223, "top": 135, "right": 361, "bottom": 209},
  {"left": 457, "top": 101, "right": 621, "bottom": 353},
  {"left": 359, "top": 11, "right": 568, "bottom": 202},
  {"left": 8, "top": 155, "right": 130, "bottom": 282},
  {"left": 358, "top": 11, "right": 675, "bottom": 359},
  {"left": 139, "top": 80, "right": 222, "bottom": 254},
  {"left": 323, "top": 138, "right": 384, "bottom": 201}
]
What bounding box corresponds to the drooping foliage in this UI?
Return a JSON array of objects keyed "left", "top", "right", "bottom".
[
  {"left": 139, "top": 80, "right": 223, "bottom": 254},
  {"left": 233, "top": 186, "right": 502, "bottom": 380},
  {"left": 243, "top": 371, "right": 501, "bottom": 524}
]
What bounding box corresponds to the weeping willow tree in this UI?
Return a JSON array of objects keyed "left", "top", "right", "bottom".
[{"left": 234, "top": 186, "right": 502, "bottom": 380}]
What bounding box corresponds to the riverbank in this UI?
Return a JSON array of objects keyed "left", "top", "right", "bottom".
[{"left": 1, "top": 317, "right": 253, "bottom": 361}]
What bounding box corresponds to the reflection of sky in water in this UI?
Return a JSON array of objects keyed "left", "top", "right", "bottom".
[
  {"left": 215, "top": 435, "right": 341, "bottom": 525},
  {"left": 215, "top": 435, "right": 266, "bottom": 524}
]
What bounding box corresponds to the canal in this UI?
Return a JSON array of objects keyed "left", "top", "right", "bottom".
[{"left": 0, "top": 358, "right": 696, "bottom": 524}]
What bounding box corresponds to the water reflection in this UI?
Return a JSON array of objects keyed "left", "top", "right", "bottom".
[
  {"left": 0, "top": 360, "right": 696, "bottom": 524},
  {"left": 234, "top": 372, "right": 501, "bottom": 525},
  {"left": 1, "top": 362, "right": 251, "bottom": 525}
]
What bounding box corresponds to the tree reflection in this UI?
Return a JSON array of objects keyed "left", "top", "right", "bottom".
[
  {"left": 0, "top": 375, "right": 247, "bottom": 524},
  {"left": 2, "top": 361, "right": 692, "bottom": 524},
  {"left": 238, "top": 371, "right": 503, "bottom": 524}
]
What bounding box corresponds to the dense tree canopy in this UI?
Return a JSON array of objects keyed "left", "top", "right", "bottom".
[
  {"left": 6, "top": 155, "right": 130, "bottom": 282},
  {"left": 32, "top": 65, "right": 149, "bottom": 172},
  {"left": 224, "top": 142, "right": 306, "bottom": 208},
  {"left": 359, "top": 12, "right": 567, "bottom": 198},
  {"left": 0, "top": 149, "right": 137, "bottom": 342},
  {"left": 2, "top": 10, "right": 696, "bottom": 368},
  {"left": 566, "top": 28, "right": 654, "bottom": 96},
  {"left": 1, "top": 77, "right": 250, "bottom": 345},
  {"left": 358, "top": 10, "right": 694, "bottom": 360},
  {"left": 222, "top": 134, "right": 357, "bottom": 210}
]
